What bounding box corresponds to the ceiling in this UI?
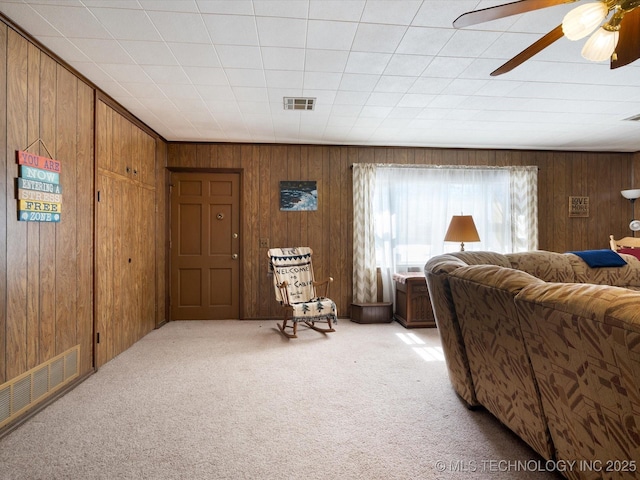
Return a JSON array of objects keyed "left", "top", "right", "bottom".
[{"left": 2, "top": 0, "right": 640, "bottom": 152}]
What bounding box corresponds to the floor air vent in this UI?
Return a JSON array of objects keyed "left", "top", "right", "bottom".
[{"left": 0, "top": 345, "right": 80, "bottom": 429}]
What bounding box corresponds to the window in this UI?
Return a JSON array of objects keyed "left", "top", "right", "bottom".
[{"left": 352, "top": 164, "right": 537, "bottom": 304}]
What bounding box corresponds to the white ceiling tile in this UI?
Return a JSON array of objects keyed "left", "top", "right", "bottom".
[
  {"left": 366, "top": 92, "right": 402, "bottom": 106},
  {"left": 345, "top": 52, "right": 391, "bottom": 74},
  {"left": 36, "top": 36, "right": 91, "bottom": 62},
  {"left": 303, "top": 72, "right": 342, "bottom": 90},
  {"left": 440, "top": 30, "right": 502, "bottom": 58},
  {"left": 0, "top": 3, "right": 62, "bottom": 37},
  {"left": 361, "top": 0, "right": 421, "bottom": 25},
  {"left": 226, "top": 69, "right": 266, "bottom": 88},
  {"left": 265, "top": 70, "right": 303, "bottom": 89},
  {"left": 262, "top": 47, "right": 305, "bottom": 70},
  {"left": 29, "top": 4, "right": 112, "bottom": 38},
  {"left": 308, "top": 0, "right": 365, "bottom": 21},
  {"left": 70, "top": 38, "right": 132, "bottom": 64},
  {"left": 307, "top": 20, "right": 358, "bottom": 50},
  {"left": 305, "top": 49, "right": 349, "bottom": 73},
  {"left": 142, "top": 65, "right": 191, "bottom": 84},
  {"left": 334, "top": 91, "right": 370, "bottom": 106},
  {"left": 202, "top": 14, "right": 259, "bottom": 45},
  {"left": 120, "top": 40, "right": 177, "bottom": 66},
  {"left": 7, "top": 0, "right": 640, "bottom": 150},
  {"left": 409, "top": 77, "right": 451, "bottom": 94},
  {"left": 148, "top": 11, "right": 211, "bottom": 43},
  {"left": 195, "top": 0, "right": 254, "bottom": 15},
  {"left": 120, "top": 82, "right": 167, "bottom": 99},
  {"left": 412, "top": 1, "right": 480, "bottom": 28},
  {"left": 100, "top": 63, "right": 151, "bottom": 83},
  {"left": 183, "top": 67, "right": 229, "bottom": 85},
  {"left": 339, "top": 73, "right": 380, "bottom": 92},
  {"left": 216, "top": 45, "right": 263, "bottom": 69},
  {"left": 384, "top": 54, "right": 432, "bottom": 76},
  {"left": 422, "top": 56, "right": 475, "bottom": 78},
  {"left": 397, "top": 26, "right": 454, "bottom": 55},
  {"left": 169, "top": 43, "right": 220, "bottom": 67},
  {"left": 198, "top": 84, "right": 235, "bottom": 101},
  {"left": 159, "top": 83, "right": 200, "bottom": 99},
  {"left": 398, "top": 93, "right": 436, "bottom": 108},
  {"left": 256, "top": 16, "right": 306, "bottom": 48},
  {"left": 90, "top": 7, "right": 161, "bottom": 41},
  {"left": 138, "top": 0, "right": 199, "bottom": 12},
  {"left": 233, "top": 87, "right": 269, "bottom": 102},
  {"left": 253, "top": 0, "right": 309, "bottom": 18},
  {"left": 352, "top": 23, "right": 406, "bottom": 54},
  {"left": 442, "top": 79, "right": 489, "bottom": 96},
  {"left": 374, "top": 76, "right": 415, "bottom": 93}
]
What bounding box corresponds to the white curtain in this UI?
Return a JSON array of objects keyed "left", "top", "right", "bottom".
[
  {"left": 352, "top": 163, "right": 378, "bottom": 303},
  {"left": 353, "top": 165, "right": 538, "bottom": 304}
]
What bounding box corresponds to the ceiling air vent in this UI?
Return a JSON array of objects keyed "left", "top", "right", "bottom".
[{"left": 283, "top": 97, "right": 315, "bottom": 111}]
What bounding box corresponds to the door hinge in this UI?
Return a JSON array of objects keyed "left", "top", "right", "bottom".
[
  {"left": 97, "top": 190, "right": 101, "bottom": 202},
  {"left": 96, "top": 332, "right": 100, "bottom": 344}
]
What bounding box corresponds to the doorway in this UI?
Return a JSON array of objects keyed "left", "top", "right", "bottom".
[{"left": 170, "top": 171, "right": 241, "bottom": 320}]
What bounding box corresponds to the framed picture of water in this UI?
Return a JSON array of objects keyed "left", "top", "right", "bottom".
[{"left": 280, "top": 181, "right": 317, "bottom": 211}]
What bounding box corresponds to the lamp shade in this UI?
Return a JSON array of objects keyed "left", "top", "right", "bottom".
[
  {"left": 582, "top": 26, "right": 619, "bottom": 62},
  {"left": 622, "top": 189, "right": 640, "bottom": 200},
  {"left": 444, "top": 215, "right": 480, "bottom": 251},
  {"left": 562, "top": 1, "right": 608, "bottom": 41}
]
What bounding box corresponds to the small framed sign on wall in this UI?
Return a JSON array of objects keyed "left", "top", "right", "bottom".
[{"left": 569, "top": 196, "right": 589, "bottom": 217}]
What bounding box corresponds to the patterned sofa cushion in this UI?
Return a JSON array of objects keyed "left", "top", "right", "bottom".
[
  {"left": 515, "top": 283, "right": 640, "bottom": 477},
  {"left": 566, "top": 252, "right": 640, "bottom": 287},
  {"left": 448, "top": 265, "right": 553, "bottom": 460},
  {"left": 506, "top": 250, "right": 576, "bottom": 283}
]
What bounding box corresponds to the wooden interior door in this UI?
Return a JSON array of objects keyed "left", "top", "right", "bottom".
[{"left": 170, "top": 172, "right": 240, "bottom": 320}]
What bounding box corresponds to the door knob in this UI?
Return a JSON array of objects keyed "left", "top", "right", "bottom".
[{"left": 232, "top": 254, "right": 238, "bottom": 260}]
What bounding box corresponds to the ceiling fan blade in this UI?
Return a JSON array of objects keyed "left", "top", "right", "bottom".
[
  {"left": 453, "top": 0, "right": 578, "bottom": 28},
  {"left": 490, "top": 24, "right": 565, "bottom": 76},
  {"left": 611, "top": 8, "right": 640, "bottom": 69}
]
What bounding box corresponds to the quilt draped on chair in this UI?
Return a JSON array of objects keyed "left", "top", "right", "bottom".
[{"left": 269, "top": 247, "right": 337, "bottom": 324}]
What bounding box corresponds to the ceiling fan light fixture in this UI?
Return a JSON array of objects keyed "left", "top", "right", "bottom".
[
  {"left": 562, "top": 1, "right": 609, "bottom": 41},
  {"left": 581, "top": 26, "right": 620, "bottom": 61}
]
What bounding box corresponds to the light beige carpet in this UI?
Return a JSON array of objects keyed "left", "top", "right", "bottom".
[{"left": 0, "top": 320, "right": 562, "bottom": 479}]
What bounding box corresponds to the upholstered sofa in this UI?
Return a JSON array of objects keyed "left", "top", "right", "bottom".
[{"left": 424, "top": 250, "right": 640, "bottom": 478}]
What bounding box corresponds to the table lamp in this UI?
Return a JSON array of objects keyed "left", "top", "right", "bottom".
[{"left": 444, "top": 215, "right": 480, "bottom": 251}]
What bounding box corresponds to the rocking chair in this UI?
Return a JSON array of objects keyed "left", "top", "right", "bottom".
[{"left": 268, "top": 247, "right": 337, "bottom": 338}]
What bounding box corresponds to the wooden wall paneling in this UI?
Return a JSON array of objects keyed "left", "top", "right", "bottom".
[
  {"left": 306, "top": 146, "right": 324, "bottom": 301},
  {"left": 156, "top": 141, "right": 168, "bottom": 327},
  {"left": 167, "top": 143, "right": 635, "bottom": 319},
  {"left": 286, "top": 145, "right": 302, "bottom": 247},
  {"left": 95, "top": 174, "right": 112, "bottom": 367},
  {"left": 196, "top": 143, "right": 210, "bottom": 169},
  {"left": 75, "top": 81, "right": 93, "bottom": 374},
  {"left": 258, "top": 146, "right": 271, "bottom": 317},
  {"left": 6, "top": 29, "right": 29, "bottom": 380},
  {"left": 141, "top": 185, "right": 156, "bottom": 333},
  {"left": 55, "top": 65, "right": 78, "bottom": 355},
  {"left": 25, "top": 41, "right": 40, "bottom": 371},
  {"left": 340, "top": 148, "right": 353, "bottom": 315},
  {"left": 38, "top": 53, "right": 57, "bottom": 366},
  {"left": 269, "top": 145, "right": 287, "bottom": 317},
  {"left": 241, "top": 145, "right": 258, "bottom": 319},
  {"left": 327, "top": 147, "right": 341, "bottom": 296},
  {"left": 0, "top": 23, "right": 7, "bottom": 384}
]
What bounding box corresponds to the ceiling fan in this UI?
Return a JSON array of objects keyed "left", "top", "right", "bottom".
[{"left": 453, "top": 0, "right": 640, "bottom": 76}]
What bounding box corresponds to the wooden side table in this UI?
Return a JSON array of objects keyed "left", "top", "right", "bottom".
[{"left": 393, "top": 273, "right": 436, "bottom": 328}]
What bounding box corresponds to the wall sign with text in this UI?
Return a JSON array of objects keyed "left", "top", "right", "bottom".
[
  {"left": 568, "top": 196, "right": 589, "bottom": 218},
  {"left": 16, "top": 150, "right": 63, "bottom": 223}
]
